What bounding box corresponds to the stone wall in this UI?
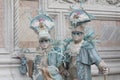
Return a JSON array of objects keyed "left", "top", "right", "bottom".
[
  {"left": 0, "top": 0, "right": 4, "bottom": 48},
  {"left": 0, "top": 0, "right": 120, "bottom": 80}
]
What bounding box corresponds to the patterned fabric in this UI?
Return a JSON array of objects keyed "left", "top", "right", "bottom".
[
  {"left": 30, "top": 13, "right": 55, "bottom": 39},
  {"left": 19, "top": 48, "right": 64, "bottom": 80},
  {"left": 33, "top": 48, "right": 64, "bottom": 80},
  {"left": 64, "top": 41, "right": 102, "bottom": 80},
  {"left": 19, "top": 57, "right": 27, "bottom": 75},
  {"left": 69, "top": 9, "right": 94, "bottom": 27},
  {"left": 30, "top": 13, "right": 54, "bottom": 33}
]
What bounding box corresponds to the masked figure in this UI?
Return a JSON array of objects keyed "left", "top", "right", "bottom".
[
  {"left": 19, "top": 13, "right": 64, "bottom": 80},
  {"left": 63, "top": 7, "right": 109, "bottom": 80}
]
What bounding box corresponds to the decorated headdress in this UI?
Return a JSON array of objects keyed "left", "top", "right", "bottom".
[
  {"left": 67, "top": 3, "right": 99, "bottom": 47},
  {"left": 30, "top": 12, "right": 55, "bottom": 39},
  {"left": 69, "top": 4, "right": 94, "bottom": 28}
]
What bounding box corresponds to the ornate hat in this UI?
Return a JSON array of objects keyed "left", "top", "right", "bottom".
[
  {"left": 30, "top": 13, "right": 55, "bottom": 39},
  {"left": 69, "top": 4, "right": 94, "bottom": 27}
]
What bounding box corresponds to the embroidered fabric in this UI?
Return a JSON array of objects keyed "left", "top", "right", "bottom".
[{"left": 69, "top": 40, "right": 84, "bottom": 56}]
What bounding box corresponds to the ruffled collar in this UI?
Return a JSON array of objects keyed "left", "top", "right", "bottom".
[{"left": 69, "top": 40, "right": 84, "bottom": 56}]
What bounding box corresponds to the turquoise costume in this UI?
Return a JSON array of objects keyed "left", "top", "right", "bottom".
[
  {"left": 62, "top": 3, "right": 104, "bottom": 80},
  {"left": 19, "top": 11, "right": 64, "bottom": 80},
  {"left": 19, "top": 47, "right": 64, "bottom": 80},
  {"left": 64, "top": 40, "right": 102, "bottom": 80},
  {"left": 33, "top": 48, "right": 64, "bottom": 80},
  {"left": 19, "top": 2, "right": 108, "bottom": 80}
]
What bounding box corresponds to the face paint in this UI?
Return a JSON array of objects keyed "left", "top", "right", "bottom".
[
  {"left": 71, "top": 31, "right": 84, "bottom": 43},
  {"left": 39, "top": 38, "right": 50, "bottom": 49}
]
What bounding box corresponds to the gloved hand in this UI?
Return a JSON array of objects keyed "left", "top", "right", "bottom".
[{"left": 98, "top": 60, "right": 109, "bottom": 75}]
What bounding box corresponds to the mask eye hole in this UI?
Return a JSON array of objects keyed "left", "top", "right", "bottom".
[
  {"left": 39, "top": 39, "right": 50, "bottom": 43},
  {"left": 72, "top": 31, "right": 84, "bottom": 36}
]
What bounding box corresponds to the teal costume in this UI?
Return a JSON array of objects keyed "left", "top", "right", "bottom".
[
  {"left": 63, "top": 3, "right": 103, "bottom": 80},
  {"left": 19, "top": 11, "right": 64, "bottom": 80},
  {"left": 64, "top": 40, "right": 102, "bottom": 80},
  {"left": 19, "top": 47, "right": 64, "bottom": 80}
]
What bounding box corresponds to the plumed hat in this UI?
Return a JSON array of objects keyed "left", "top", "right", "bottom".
[
  {"left": 30, "top": 13, "right": 55, "bottom": 39},
  {"left": 69, "top": 4, "right": 94, "bottom": 28}
]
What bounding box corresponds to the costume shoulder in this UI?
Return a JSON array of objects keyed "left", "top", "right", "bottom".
[
  {"left": 82, "top": 40, "right": 95, "bottom": 49},
  {"left": 80, "top": 41, "right": 101, "bottom": 65},
  {"left": 48, "top": 47, "right": 64, "bottom": 67}
]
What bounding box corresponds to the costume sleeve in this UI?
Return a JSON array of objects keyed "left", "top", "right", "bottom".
[
  {"left": 48, "top": 51, "right": 57, "bottom": 67},
  {"left": 87, "top": 48, "right": 102, "bottom": 66},
  {"left": 56, "top": 52, "right": 64, "bottom": 67},
  {"left": 19, "top": 57, "right": 27, "bottom": 75},
  {"left": 79, "top": 47, "right": 102, "bottom": 66}
]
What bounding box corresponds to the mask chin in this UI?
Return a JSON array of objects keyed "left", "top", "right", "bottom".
[
  {"left": 72, "top": 35, "right": 83, "bottom": 43},
  {"left": 74, "top": 39, "right": 82, "bottom": 43},
  {"left": 39, "top": 37, "right": 51, "bottom": 49},
  {"left": 40, "top": 42, "right": 50, "bottom": 49}
]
